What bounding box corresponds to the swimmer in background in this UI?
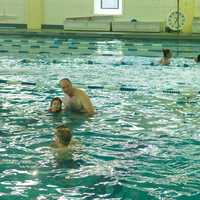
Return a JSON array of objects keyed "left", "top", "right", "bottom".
[
  {"left": 60, "top": 78, "right": 95, "bottom": 115},
  {"left": 194, "top": 54, "right": 200, "bottom": 63},
  {"left": 159, "top": 48, "right": 172, "bottom": 65},
  {"left": 48, "top": 97, "right": 62, "bottom": 113}
]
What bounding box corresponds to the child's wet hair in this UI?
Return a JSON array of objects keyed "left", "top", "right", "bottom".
[
  {"left": 50, "top": 97, "right": 62, "bottom": 106},
  {"left": 55, "top": 125, "right": 72, "bottom": 145},
  {"left": 56, "top": 124, "right": 66, "bottom": 129},
  {"left": 162, "top": 48, "right": 171, "bottom": 58},
  {"left": 197, "top": 54, "right": 200, "bottom": 62},
  {"left": 50, "top": 97, "right": 62, "bottom": 112}
]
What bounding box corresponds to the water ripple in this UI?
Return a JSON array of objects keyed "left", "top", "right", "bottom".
[{"left": 0, "top": 40, "right": 200, "bottom": 199}]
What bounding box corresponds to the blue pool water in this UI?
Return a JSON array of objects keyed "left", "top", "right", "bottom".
[{"left": 0, "top": 36, "right": 200, "bottom": 200}]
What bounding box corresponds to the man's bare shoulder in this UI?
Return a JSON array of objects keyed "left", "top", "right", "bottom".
[
  {"left": 75, "top": 87, "right": 85, "bottom": 93},
  {"left": 75, "top": 87, "right": 88, "bottom": 97}
]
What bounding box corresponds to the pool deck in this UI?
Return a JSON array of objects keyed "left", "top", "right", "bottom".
[{"left": 0, "top": 28, "right": 200, "bottom": 41}]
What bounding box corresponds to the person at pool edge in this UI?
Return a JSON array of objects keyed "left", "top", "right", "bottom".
[
  {"left": 60, "top": 78, "right": 95, "bottom": 115},
  {"left": 159, "top": 48, "right": 172, "bottom": 65}
]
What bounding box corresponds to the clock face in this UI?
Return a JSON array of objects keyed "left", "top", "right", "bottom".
[{"left": 167, "top": 11, "right": 186, "bottom": 31}]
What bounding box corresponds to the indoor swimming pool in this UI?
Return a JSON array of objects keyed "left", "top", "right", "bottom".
[{"left": 0, "top": 35, "right": 200, "bottom": 200}]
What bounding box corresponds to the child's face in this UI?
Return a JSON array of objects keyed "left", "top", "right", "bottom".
[{"left": 51, "top": 100, "right": 61, "bottom": 112}]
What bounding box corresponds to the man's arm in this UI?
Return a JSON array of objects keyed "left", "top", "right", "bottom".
[{"left": 79, "top": 90, "right": 95, "bottom": 115}]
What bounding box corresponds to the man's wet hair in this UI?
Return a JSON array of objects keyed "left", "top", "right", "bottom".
[{"left": 60, "top": 78, "right": 72, "bottom": 85}]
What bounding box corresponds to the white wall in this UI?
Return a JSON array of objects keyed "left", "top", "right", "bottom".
[
  {"left": 115, "top": 0, "right": 175, "bottom": 22},
  {"left": 195, "top": 0, "right": 200, "bottom": 16},
  {"left": 43, "top": 0, "right": 92, "bottom": 25},
  {"left": 43, "top": 0, "right": 200, "bottom": 25},
  {"left": 0, "top": 0, "right": 200, "bottom": 25},
  {"left": 0, "top": 0, "right": 26, "bottom": 23}
]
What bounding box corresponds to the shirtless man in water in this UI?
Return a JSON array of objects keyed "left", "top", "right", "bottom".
[{"left": 59, "top": 78, "right": 95, "bottom": 115}]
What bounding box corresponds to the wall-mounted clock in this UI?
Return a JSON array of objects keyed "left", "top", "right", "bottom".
[{"left": 167, "top": 11, "right": 186, "bottom": 31}]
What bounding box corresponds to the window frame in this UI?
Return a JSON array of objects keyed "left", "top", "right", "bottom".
[{"left": 94, "top": 0, "right": 122, "bottom": 15}]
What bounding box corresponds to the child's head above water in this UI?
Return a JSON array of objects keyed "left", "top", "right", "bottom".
[
  {"left": 55, "top": 125, "right": 72, "bottom": 146},
  {"left": 49, "top": 97, "right": 62, "bottom": 112},
  {"left": 195, "top": 54, "right": 200, "bottom": 63},
  {"left": 162, "top": 48, "right": 172, "bottom": 58},
  {"left": 160, "top": 48, "right": 172, "bottom": 65}
]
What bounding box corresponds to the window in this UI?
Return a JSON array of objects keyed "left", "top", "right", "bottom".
[
  {"left": 94, "top": 0, "right": 122, "bottom": 15},
  {"left": 101, "top": 0, "right": 119, "bottom": 9}
]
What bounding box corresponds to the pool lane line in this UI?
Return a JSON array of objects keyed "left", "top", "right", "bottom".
[
  {"left": 1, "top": 79, "right": 199, "bottom": 96},
  {"left": 0, "top": 79, "right": 36, "bottom": 86}
]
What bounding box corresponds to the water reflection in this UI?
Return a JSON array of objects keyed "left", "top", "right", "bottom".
[{"left": 0, "top": 49, "right": 200, "bottom": 199}]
